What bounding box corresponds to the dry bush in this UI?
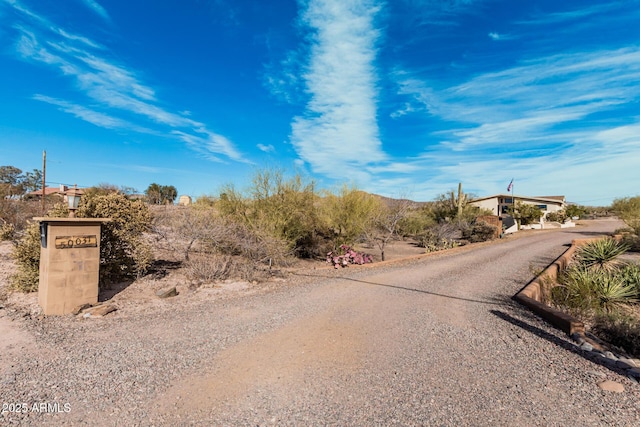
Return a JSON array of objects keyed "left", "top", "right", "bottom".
[
  {"left": 461, "top": 221, "right": 498, "bottom": 243},
  {"left": 153, "top": 204, "right": 293, "bottom": 271},
  {"left": 591, "top": 312, "right": 640, "bottom": 357},
  {"left": 184, "top": 253, "right": 273, "bottom": 285},
  {"left": 0, "top": 198, "right": 58, "bottom": 240},
  {"left": 184, "top": 253, "right": 234, "bottom": 282}
]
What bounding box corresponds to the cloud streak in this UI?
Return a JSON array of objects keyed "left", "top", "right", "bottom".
[
  {"left": 78, "top": 0, "right": 110, "bottom": 22},
  {"left": 390, "top": 44, "right": 640, "bottom": 201},
  {"left": 5, "top": 0, "right": 244, "bottom": 163},
  {"left": 290, "top": 0, "right": 386, "bottom": 179}
]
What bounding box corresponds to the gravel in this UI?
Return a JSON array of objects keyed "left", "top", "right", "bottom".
[{"left": 1, "top": 219, "right": 639, "bottom": 426}]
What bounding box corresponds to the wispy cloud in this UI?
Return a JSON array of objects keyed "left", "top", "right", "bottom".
[
  {"left": 391, "top": 44, "right": 640, "bottom": 201},
  {"left": 257, "top": 143, "right": 275, "bottom": 153},
  {"left": 488, "top": 32, "right": 514, "bottom": 41},
  {"left": 77, "top": 0, "right": 110, "bottom": 22},
  {"left": 290, "top": 0, "right": 386, "bottom": 179},
  {"left": 32, "top": 94, "right": 155, "bottom": 134},
  {"left": 4, "top": 0, "right": 245, "bottom": 163}
]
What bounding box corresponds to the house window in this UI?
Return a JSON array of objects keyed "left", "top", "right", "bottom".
[
  {"left": 536, "top": 204, "right": 547, "bottom": 210},
  {"left": 503, "top": 198, "right": 513, "bottom": 204}
]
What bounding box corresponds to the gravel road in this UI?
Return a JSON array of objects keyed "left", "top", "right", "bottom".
[{"left": 2, "top": 219, "right": 639, "bottom": 426}]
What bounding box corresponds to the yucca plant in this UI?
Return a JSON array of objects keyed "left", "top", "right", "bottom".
[
  {"left": 575, "top": 238, "right": 629, "bottom": 272},
  {"left": 554, "top": 265, "right": 638, "bottom": 314}
]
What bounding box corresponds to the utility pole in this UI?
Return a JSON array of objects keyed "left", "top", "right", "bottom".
[{"left": 41, "top": 150, "right": 46, "bottom": 215}]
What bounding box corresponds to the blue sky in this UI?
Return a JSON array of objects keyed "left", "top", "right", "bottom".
[{"left": 1, "top": 0, "right": 639, "bottom": 205}]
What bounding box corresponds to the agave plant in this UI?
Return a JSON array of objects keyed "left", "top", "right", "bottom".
[{"left": 575, "top": 238, "right": 629, "bottom": 272}]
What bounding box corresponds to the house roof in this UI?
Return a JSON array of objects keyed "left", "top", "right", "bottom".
[
  {"left": 470, "top": 194, "right": 566, "bottom": 205},
  {"left": 27, "top": 187, "right": 65, "bottom": 196}
]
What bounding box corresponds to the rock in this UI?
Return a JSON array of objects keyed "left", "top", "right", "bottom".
[
  {"left": 72, "top": 303, "right": 93, "bottom": 315},
  {"left": 603, "top": 351, "right": 618, "bottom": 361},
  {"left": 597, "top": 380, "right": 624, "bottom": 393},
  {"left": 570, "top": 332, "right": 585, "bottom": 345},
  {"left": 83, "top": 304, "right": 117, "bottom": 318},
  {"left": 579, "top": 342, "right": 594, "bottom": 352},
  {"left": 156, "top": 286, "right": 178, "bottom": 298}
]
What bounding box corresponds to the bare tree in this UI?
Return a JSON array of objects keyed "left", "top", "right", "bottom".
[{"left": 365, "top": 197, "right": 414, "bottom": 261}]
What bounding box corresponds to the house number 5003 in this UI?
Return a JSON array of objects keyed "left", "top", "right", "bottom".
[{"left": 54, "top": 235, "right": 98, "bottom": 249}]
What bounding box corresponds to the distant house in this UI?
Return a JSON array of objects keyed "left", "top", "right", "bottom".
[
  {"left": 26, "top": 184, "right": 71, "bottom": 202},
  {"left": 469, "top": 194, "right": 566, "bottom": 219},
  {"left": 178, "top": 195, "right": 192, "bottom": 206}
]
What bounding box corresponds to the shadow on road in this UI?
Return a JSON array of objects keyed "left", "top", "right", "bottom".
[
  {"left": 490, "top": 309, "right": 630, "bottom": 377},
  {"left": 292, "top": 272, "right": 503, "bottom": 306}
]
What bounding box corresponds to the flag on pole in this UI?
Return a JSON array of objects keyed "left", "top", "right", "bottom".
[{"left": 507, "top": 178, "right": 513, "bottom": 192}]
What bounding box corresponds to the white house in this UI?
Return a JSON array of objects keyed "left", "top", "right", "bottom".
[{"left": 470, "top": 194, "right": 566, "bottom": 219}]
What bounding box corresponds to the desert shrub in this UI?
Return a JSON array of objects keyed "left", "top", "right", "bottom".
[
  {"left": 575, "top": 238, "right": 629, "bottom": 272},
  {"left": 76, "top": 192, "right": 153, "bottom": 286},
  {"left": 552, "top": 266, "right": 637, "bottom": 315},
  {"left": 184, "top": 253, "right": 234, "bottom": 282},
  {"left": 461, "top": 221, "right": 497, "bottom": 243},
  {"left": 396, "top": 205, "right": 435, "bottom": 237},
  {"left": 565, "top": 204, "right": 587, "bottom": 219},
  {"left": 612, "top": 196, "right": 640, "bottom": 235},
  {"left": 319, "top": 184, "right": 380, "bottom": 248},
  {"left": 417, "top": 232, "right": 460, "bottom": 252},
  {"left": 217, "top": 168, "right": 318, "bottom": 261},
  {"left": 618, "top": 262, "right": 640, "bottom": 293},
  {"left": 546, "top": 211, "right": 566, "bottom": 223},
  {"left": 0, "top": 198, "right": 57, "bottom": 237},
  {"left": 508, "top": 202, "right": 543, "bottom": 226},
  {"left": 619, "top": 234, "right": 640, "bottom": 252},
  {"left": 9, "top": 222, "right": 42, "bottom": 292},
  {"left": 416, "top": 222, "right": 461, "bottom": 252},
  {"left": 0, "top": 221, "right": 15, "bottom": 241},
  {"left": 591, "top": 313, "right": 640, "bottom": 357},
  {"left": 152, "top": 205, "right": 228, "bottom": 261},
  {"left": 326, "top": 245, "right": 373, "bottom": 268}
]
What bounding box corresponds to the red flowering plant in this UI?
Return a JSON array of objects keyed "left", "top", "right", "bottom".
[{"left": 326, "top": 245, "right": 373, "bottom": 268}]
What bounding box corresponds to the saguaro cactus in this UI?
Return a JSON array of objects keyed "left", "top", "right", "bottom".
[{"left": 456, "top": 182, "right": 467, "bottom": 218}]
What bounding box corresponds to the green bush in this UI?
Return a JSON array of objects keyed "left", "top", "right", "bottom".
[
  {"left": 217, "top": 169, "right": 319, "bottom": 261},
  {"left": 612, "top": 196, "right": 640, "bottom": 235},
  {"left": 319, "top": 184, "right": 380, "bottom": 248},
  {"left": 545, "top": 211, "right": 566, "bottom": 223},
  {"left": 508, "top": 202, "right": 543, "bottom": 226}
]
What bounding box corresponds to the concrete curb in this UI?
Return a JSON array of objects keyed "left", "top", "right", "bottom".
[{"left": 513, "top": 238, "right": 600, "bottom": 335}]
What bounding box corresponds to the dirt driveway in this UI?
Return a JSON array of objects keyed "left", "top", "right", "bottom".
[{"left": 2, "top": 219, "right": 639, "bottom": 426}]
